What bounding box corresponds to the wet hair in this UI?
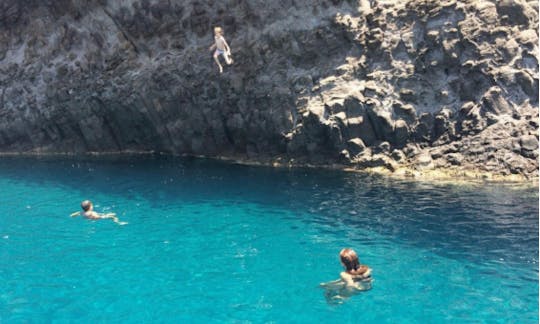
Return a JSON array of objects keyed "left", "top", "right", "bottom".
[
  {"left": 340, "top": 248, "right": 361, "bottom": 272},
  {"left": 81, "top": 200, "right": 92, "bottom": 211}
]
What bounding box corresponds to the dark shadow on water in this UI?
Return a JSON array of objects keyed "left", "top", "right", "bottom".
[{"left": 0, "top": 155, "right": 537, "bottom": 269}]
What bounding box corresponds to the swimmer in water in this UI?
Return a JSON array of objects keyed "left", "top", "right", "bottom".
[
  {"left": 209, "top": 26, "right": 233, "bottom": 73},
  {"left": 71, "top": 200, "right": 128, "bottom": 225},
  {"left": 320, "top": 248, "right": 373, "bottom": 303}
]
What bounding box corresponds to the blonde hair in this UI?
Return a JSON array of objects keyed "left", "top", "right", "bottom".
[{"left": 214, "top": 26, "right": 223, "bottom": 35}]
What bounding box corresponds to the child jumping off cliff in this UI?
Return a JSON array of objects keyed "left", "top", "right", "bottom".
[{"left": 209, "top": 26, "right": 233, "bottom": 73}]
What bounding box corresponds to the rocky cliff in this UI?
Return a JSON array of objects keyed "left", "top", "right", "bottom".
[{"left": 0, "top": 0, "right": 538, "bottom": 180}]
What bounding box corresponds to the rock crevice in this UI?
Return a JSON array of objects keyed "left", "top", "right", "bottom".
[{"left": 0, "top": 0, "right": 537, "bottom": 180}]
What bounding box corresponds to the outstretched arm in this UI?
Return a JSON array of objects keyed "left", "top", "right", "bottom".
[
  {"left": 320, "top": 278, "right": 344, "bottom": 288},
  {"left": 100, "top": 213, "right": 128, "bottom": 225}
]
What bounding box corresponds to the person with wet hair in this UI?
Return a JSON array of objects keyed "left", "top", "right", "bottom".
[
  {"left": 71, "top": 200, "right": 127, "bottom": 225},
  {"left": 338, "top": 248, "right": 372, "bottom": 288},
  {"left": 320, "top": 248, "right": 372, "bottom": 303}
]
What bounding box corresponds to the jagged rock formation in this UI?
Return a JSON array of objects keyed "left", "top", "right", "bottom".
[{"left": 0, "top": 0, "right": 538, "bottom": 180}]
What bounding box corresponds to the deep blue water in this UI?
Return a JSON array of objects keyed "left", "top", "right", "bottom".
[{"left": 0, "top": 156, "right": 538, "bottom": 323}]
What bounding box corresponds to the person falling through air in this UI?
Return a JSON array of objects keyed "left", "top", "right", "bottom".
[
  {"left": 209, "top": 26, "right": 233, "bottom": 73},
  {"left": 71, "top": 200, "right": 128, "bottom": 225}
]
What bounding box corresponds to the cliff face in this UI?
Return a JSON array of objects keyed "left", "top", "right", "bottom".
[{"left": 0, "top": 0, "right": 538, "bottom": 179}]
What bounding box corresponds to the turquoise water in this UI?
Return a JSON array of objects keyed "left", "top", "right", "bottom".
[{"left": 0, "top": 156, "right": 538, "bottom": 323}]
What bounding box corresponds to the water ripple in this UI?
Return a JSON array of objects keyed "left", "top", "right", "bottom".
[{"left": 0, "top": 156, "right": 537, "bottom": 322}]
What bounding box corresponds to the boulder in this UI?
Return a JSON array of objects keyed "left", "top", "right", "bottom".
[
  {"left": 413, "top": 113, "right": 435, "bottom": 142},
  {"left": 515, "top": 71, "right": 538, "bottom": 99},
  {"left": 347, "top": 116, "right": 377, "bottom": 146},
  {"left": 458, "top": 104, "right": 487, "bottom": 136},
  {"left": 415, "top": 152, "right": 434, "bottom": 169},
  {"left": 433, "top": 108, "right": 454, "bottom": 140},
  {"left": 346, "top": 137, "right": 366, "bottom": 156},
  {"left": 519, "top": 134, "right": 538, "bottom": 158},
  {"left": 392, "top": 101, "right": 416, "bottom": 122},
  {"left": 446, "top": 153, "right": 464, "bottom": 166},
  {"left": 390, "top": 149, "right": 406, "bottom": 161},
  {"left": 393, "top": 119, "right": 409, "bottom": 147},
  {"left": 517, "top": 29, "right": 538, "bottom": 48},
  {"left": 365, "top": 99, "right": 394, "bottom": 142},
  {"left": 481, "top": 87, "right": 514, "bottom": 115},
  {"left": 372, "top": 141, "right": 391, "bottom": 154},
  {"left": 356, "top": 152, "right": 397, "bottom": 172}
]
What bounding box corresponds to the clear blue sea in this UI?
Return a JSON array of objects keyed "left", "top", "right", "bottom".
[{"left": 0, "top": 156, "right": 538, "bottom": 323}]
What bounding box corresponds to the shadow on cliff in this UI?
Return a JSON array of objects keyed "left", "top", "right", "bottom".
[
  {"left": 0, "top": 0, "right": 364, "bottom": 161},
  {"left": 0, "top": 0, "right": 537, "bottom": 178}
]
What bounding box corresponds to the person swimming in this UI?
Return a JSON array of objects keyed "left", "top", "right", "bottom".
[
  {"left": 320, "top": 248, "right": 373, "bottom": 303},
  {"left": 71, "top": 200, "right": 128, "bottom": 225},
  {"left": 338, "top": 248, "right": 372, "bottom": 288}
]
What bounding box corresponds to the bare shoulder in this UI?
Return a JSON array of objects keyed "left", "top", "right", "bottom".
[
  {"left": 340, "top": 271, "right": 352, "bottom": 280},
  {"left": 83, "top": 211, "right": 101, "bottom": 219}
]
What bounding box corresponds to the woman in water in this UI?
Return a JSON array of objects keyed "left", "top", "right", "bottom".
[
  {"left": 320, "top": 248, "right": 372, "bottom": 303},
  {"left": 338, "top": 248, "right": 372, "bottom": 288}
]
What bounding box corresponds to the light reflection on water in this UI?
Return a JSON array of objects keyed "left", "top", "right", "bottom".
[{"left": 0, "top": 155, "right": 537, "bottom": 322}]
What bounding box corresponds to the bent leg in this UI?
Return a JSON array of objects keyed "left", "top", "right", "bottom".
[
  {"left": 224, "top": 52, "right": 233, "bottom": 65},
  {"left": 213, "top": 53, "right": 223, "bottom": 73}
]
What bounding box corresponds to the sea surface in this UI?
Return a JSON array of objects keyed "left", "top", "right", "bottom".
[{"left": 0, "top": 156, "right": 538, "bottom": 323}]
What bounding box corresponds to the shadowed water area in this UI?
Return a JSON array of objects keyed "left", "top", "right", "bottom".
[{"left": 0, "top": 156, "right": 538, "bottom": 322}]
